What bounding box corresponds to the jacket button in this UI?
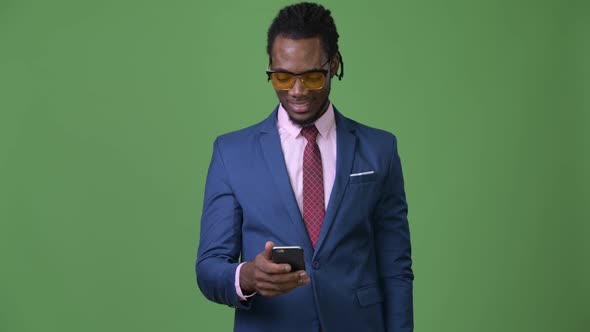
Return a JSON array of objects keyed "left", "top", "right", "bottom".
[{"left": 312, "top": 260, "right": 320, "bottom": 269}]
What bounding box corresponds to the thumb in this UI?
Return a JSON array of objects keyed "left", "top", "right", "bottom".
[{"left": 263, "top": 241, "right": 275, "bottom": 260}]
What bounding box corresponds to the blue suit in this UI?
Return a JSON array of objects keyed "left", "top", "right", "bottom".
[{"left": 196, "top": 107, "right": 414, "bottom": 332}]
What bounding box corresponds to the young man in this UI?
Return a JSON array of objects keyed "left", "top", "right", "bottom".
[{"left": 196, "top": 3, "right": 414, "bottom": 331}]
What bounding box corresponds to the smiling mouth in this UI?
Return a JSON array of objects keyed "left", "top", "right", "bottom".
[{"left": 289, "top": 101, "right": 310, "bottom": 113}]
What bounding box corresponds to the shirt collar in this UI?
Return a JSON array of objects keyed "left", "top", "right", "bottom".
[{"left": 277, "top": 102, "right": 335, "bottom": 138}]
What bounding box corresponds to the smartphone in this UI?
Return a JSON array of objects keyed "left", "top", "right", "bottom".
[{"left": 271, "top": 246, "right": 305, "bottom": 272}]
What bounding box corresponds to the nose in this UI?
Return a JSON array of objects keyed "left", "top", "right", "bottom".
[{"left": 288, "top": 77, "right": 308, "bottom": 98}]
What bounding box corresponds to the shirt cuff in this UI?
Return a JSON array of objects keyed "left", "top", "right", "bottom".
[{"left": 235, "top": 262, "right": 257, "bottom": 301}]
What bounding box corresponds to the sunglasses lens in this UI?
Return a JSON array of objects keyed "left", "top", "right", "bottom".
[
  {"left": 302, "top": 72, "right": 325, "bottom": 89},
  {"left": 270, "top": 72, "right": 295, "bottom": 90},
  {"left": 269, "top": 71, "right": 326, "bottom": 90}
]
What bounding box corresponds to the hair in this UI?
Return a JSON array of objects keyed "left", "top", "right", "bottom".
[{"left": 267, "top": 2, "right": 344, "bottom": 79}]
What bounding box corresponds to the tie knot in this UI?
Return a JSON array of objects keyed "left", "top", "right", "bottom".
[{"left": 300, "top": 125, "right": 319, "bottom": 142}]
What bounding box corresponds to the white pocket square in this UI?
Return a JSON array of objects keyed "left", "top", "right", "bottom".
[{"left": 349, "top": 171, "right": 375, "bottom": 177}]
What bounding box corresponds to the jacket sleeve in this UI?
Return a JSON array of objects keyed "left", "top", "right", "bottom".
[
  {"left": 196, "top": 138, "right": 252, "bottom": 310},
  {"left": 374, "top": 135, "right": 414, "bottom": 331}
]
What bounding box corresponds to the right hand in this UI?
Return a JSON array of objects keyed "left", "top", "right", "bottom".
[{"left": 239, "top": 241, "right": 311, "bottom": 297}]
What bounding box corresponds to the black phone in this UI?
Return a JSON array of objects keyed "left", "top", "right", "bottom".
[{"left": 271, "top": 246, "right": 305, "bottom": 272}]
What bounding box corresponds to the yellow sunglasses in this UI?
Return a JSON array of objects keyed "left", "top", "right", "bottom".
[{"left": 266, "top": 59, "right": 331, "bottom": 90}]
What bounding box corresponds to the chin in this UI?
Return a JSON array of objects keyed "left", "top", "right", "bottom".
[
  {"left": 288, "top": 113, "right": 314, "bottom": 126},
  {"left": 284, "top": 99, "right": 329, "bottom": 126}
]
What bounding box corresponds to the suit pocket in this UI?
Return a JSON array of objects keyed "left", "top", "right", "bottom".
[
  {"left": 349, "top": 172, "right": 377, "bottom": 184},
  {"left": 355, "top": 284, "right": 384, "bottom": 307}
]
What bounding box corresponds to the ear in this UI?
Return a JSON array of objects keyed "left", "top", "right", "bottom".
[{"left": 330, "top": 54, "right": 340, "bottom": 78}]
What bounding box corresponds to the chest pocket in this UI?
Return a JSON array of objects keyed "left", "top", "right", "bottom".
[{"left": 348, "top": 172, "right": 377, "bottom": 184}]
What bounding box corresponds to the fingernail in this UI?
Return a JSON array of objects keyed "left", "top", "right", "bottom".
[{"left": 299, "top": 272, "right": 307, "bottom": 278}]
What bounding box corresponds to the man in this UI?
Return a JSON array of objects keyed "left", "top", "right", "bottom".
[{"left": 196, "top": 2, "right": 413, "bottom": 331}]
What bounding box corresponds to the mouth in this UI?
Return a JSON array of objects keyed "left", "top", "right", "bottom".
[{"left": 288, "top": 101, "right": 311, "bottom": 113}]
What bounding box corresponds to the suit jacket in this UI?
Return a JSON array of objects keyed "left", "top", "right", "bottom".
[{"left": 196, "top": 107, "right": 414, "bottom": 332}]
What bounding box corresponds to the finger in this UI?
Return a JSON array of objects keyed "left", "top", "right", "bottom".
[
  {"left": 298, "top": 272, "right": 311, "bottom": 285},
  {"left": 256, "top": 270, "right": 309, "bottom": 286},
  {"left": 256, "top": 258, "right": 291, "bottom": 274},
  {"left": 256, "top": 241, "right": 291, "bottom": 274},
  {"left": 257, "top": 271, "right": 311, "bottom": 296},
  {"left": 258, "top": 288, "right": 283, "bottom": 297},
  {"left": 262, "top": 241, "right": 275, "bottom": 260},
  {"left": 256, "top": 278, "right": 302, "bottom": 295},
  {"left": 275, "top": 270, "right": 308, "bottom": 284}
]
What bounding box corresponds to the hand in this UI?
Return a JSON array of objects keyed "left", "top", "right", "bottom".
[{"left": 240, "top": 241, "right": 311, "bottom": 297}]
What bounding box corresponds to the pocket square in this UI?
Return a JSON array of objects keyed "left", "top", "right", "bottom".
[{"left": 350, "top": 171, "right": 375, "bottom": 177}]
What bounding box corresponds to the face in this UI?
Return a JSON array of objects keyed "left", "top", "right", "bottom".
[{"left": 269, "top": 35, "right": 339, "bottom": 126}]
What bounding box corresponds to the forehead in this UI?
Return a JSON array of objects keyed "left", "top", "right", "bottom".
[{"left": 270, "top": 36, "right": 325, "bottom": 71}]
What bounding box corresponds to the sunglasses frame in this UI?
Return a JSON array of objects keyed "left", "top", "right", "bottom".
[
  {"left": 265, "top": 51, "right": 344, "bottom": 88},
  {"left": 266, "top": 59, "right": 331, "bottom": 90}
]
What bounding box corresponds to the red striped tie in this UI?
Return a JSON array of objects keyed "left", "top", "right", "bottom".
[{"left": 301, "top": 125, "right": 324, "bottom": 248}]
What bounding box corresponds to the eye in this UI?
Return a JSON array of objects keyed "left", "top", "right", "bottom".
[
  {"left": 304, "top": 72, "right": 323, "bottom": 82},
  {"left": 273, "top": 73, "right": 293, "bottom": 82}
]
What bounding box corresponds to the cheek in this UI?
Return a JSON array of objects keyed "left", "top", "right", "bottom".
[
  {"left": 275, "top": 90, "right": 288, "bottom": 101},
  {"left": 311, "top": 89, "right": 329, "bottom": 103}
]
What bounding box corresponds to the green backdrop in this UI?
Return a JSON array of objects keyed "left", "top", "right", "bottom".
[{"left": 1, "top": 0, "right": 588, "bottom": 331}]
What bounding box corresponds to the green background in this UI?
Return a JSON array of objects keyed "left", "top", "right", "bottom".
[{"left": 1, "top": 0, "right": 588, "bottom": 331}]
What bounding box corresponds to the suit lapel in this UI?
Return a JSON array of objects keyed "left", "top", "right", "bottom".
[
  {"left": 259, "top": 109, "right": 313, "bottom": 249},
  {"left": 314, "top": 111, "right": 356, "bottom": 255}
]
